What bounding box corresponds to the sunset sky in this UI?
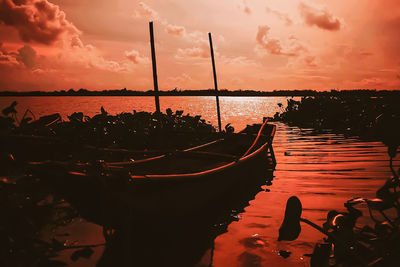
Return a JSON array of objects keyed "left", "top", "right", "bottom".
[{"left": 0, "top": 0, "right": 399, "bottom": 91}]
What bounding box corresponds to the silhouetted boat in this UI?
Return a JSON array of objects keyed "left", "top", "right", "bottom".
[
  {"left": 28, "top": 121, "right": 276, "bottom": 227},
  {"left": 98, "top": 166, "right": 275, "bottom": 267}
]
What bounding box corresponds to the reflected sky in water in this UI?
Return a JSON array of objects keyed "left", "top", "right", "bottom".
[
  {"left": 0, "top": 96, "right": 292, "bottom": 130},
  {"left": 1, "top": 96, "right": 396, "bottom": 266},
  {"left": 213, "top": 123, "right": 393, "bottom": 266}
]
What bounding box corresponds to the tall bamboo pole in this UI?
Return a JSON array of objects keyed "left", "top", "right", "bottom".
[
  {"left": 208, "top": 32, "right": 222, "bottom": 132},
  {"left": 149, "top": 21, "right": 160, "bottom": 113}
]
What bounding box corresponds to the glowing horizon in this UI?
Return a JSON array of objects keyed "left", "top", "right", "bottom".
[{"left": 0, "top": 0, "right": 399, "bottom": 91}]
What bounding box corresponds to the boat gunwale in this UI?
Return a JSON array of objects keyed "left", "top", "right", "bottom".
[
  {"left": 28, "top": 124, "right": 276, "bottom": 182},
  {"left": 130, "top": 124, "right": 276, "bottom": 181},
  {"left": 106, "top": 138, "right": 224, "bottom": 167}
]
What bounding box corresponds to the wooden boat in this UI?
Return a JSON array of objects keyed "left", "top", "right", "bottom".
[
  {"left": 28, "top": 120, "right": 276, "bottom": 227},
  {"left": 98, "top": 168, "right": 274, "bottom": 267}
]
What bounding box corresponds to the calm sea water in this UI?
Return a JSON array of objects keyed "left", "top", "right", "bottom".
[
  {"left": 1, "top": 96, "right": 396, "bottom": 266},
  {"left": 0, "top": 96, "right": 291, "bottom": 131}
]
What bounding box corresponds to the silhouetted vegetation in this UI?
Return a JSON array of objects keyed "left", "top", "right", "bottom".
[
  {"left": 0, "top": 101, "right": 278, "bottom": 266},
  {"left": 274, "top": 94, "right": 400, "bottom": 140},
  {"left": 1, "top": 104, "right": 218, "bottom": 154},
  {"left": 1, "top": 89, "right": 400, "bottom": 97},
  {"left": 0, "top": 103, "right": 222, "bottom": 266}
]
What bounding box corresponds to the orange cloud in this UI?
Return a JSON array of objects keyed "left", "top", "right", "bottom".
[
  {"left": 66, "top": 45, "right": 127, "bottom": 72},
  {"left": 134, "top": 1, "right": 159, "bottom": 20},
  {"left": 299, "top": 2, "right": 341, "bottom": 31},
  {"left": 256, "top": 26, "right": 283, "bottom": 55},
  {"left": 125, "top": 49, "right": 148, "bottom": 64},
  {"left": 266, "top": 7, "right": 292, "bottom": 26},
  {"left": 0, "top": 1, "right": 132, "bottom": 73},
  {"left": 166, "top": 24, "right": 186, "bottom": 36},
  {"left": 357, "top": 77, "right": 386, "bottom": 87},
  {"left": 1, "top": 0, "right": 399, "bottom": 91},
  {"left": 0, "top": 43, "right": 19, "bottom": 66},
  {"left": 166, "top": 73, "right": 193, "bottom": 87},
  {"left": 0, "top": 0, "right": 80, "bottom": 45},
  {"left": 176, "top": 44, "right": 209, "bottom": 59},
  {"left": 238, "top": 0, "right": 251, "bottom": 15},
  {"left": 304, "top": 55, "right": 317, "bottom": 67},
  {"left": 134, "top": 2, "right": 191, "bottom": 40},
  {"left": 222, "top": 56, "right": 257, "bottom": 67},
  {"left": 0, "top": 51, "right": 19, "bottom": 66},
  {"left": 256, "top": 26, "right": 306, "bottom": 56}
]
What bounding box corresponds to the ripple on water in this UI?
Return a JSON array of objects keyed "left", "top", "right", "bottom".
[
  {"left": 1, "top": 97, "right": 393, "bottom": 267},
  {"left": 213, "top": 122, "right": 393, "bottom": 267}
]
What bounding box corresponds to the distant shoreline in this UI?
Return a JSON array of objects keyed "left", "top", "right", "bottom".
[{"left": 0, "top": 89, "right": 399, "bottom": 97}]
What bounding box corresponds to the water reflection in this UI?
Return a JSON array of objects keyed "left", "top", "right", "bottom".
[
  {"left": 1, "top": 97, "right": 395, "bottom": 266},
  {"left": 92, "top": 170, "right": 275, "bottom": 267},
  {"left": 212, "top": 123, "right": 396, "bottom": 267},
  {"left": 55, "top": 122, "right": 395, "bottom": 267},
  {"left": 0, "top": 96, "right": 294, "bottom": 130}
]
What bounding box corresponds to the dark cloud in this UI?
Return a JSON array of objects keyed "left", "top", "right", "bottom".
[
  {"left": 299, "top": 3, "right": 341, "bottom": 31},
  {"left": 0, "top": 52, "right": 17, "bottom": 65},
  {"left": 266, "top": 7, "right": 292, "bottom": 26},
  {"left": 0, "top": 42, "right": 19, "bottom": 66},
  {"left": 0, "top": 43, "right": 37, "bottom": 68},
  {"left": 17, "top": 45, "right": 36, "bottom": 68},
  {"left": 0, "top": 0, "right": 80, "bottom": 45},
  {"left": 0, "top": 42, "right": 6, "bottom": 53}
]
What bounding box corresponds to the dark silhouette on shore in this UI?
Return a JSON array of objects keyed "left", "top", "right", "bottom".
[
  {"left": 1, "top": 88, "right": 400, "bottom": 97},
  {"left": 273, "top": 94, "right": 400, "bottom": 140}
]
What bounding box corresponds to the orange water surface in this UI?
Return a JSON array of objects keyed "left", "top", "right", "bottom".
[{"left": 0, "top": 96, "right": 396, "bottom": 266}]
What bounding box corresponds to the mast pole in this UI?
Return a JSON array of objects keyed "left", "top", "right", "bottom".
[
  {"left": 208, "top": 32, "right": 222, "bottom": 132},
  {"left": 149, "top": 21, "right": 160, "bottom": 113}
]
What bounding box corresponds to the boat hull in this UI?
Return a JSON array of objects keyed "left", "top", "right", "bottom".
[{"left": 29, "top": 124, "right": 277, "bottom": 227}]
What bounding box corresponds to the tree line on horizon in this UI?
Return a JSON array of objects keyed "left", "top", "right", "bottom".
[{"left": 0, "top": 88, "right": 399, "bottom": 97}]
